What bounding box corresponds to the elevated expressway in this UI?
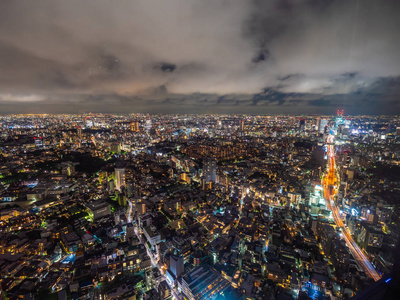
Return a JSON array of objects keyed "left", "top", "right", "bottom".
[{"left": 322, "top": 139, "right": 381, "bottom": 282}]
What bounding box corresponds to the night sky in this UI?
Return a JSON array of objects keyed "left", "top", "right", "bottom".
[{"left": 1, "top": 0, "right": 399, "bottom": 115}]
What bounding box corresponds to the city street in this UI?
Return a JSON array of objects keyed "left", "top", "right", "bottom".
[{"left": 126, "top": 204, "right": 183, "bottom": 300}]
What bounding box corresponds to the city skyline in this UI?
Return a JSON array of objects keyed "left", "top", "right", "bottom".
[
  {"left": 1, "top": 0, "right": 400, "bottom": 115},
  {"left": 0, "top": 114, "right": 399, "bottom": 299}
]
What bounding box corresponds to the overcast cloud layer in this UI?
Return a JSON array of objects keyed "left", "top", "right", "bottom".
[{"left": 0, "top": 0, "right": 400, "bottom": 114}]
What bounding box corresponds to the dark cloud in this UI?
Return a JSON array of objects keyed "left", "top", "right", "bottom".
[
  {"left": 252, "top": 49, "right": 270, "bottom": 64},
  {"left": 279, "top": 74, "right": 304, "bottom": 81},
  {"left": 159, "top": 63, "right": 176, "bottom": 73},
  {"left": 308, "top": 99, "right": 331, "bottom": 107},
  {"left": 0, "top": 0, "right": 399, "bottom": 114}
]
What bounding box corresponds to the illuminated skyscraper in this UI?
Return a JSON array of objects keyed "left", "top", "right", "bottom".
[
  {"left": 335, "top": 110, "right": 345, "bottom": 129},
  {"left": 240, "top": 120, "right": 245, "bottom": 132},
  {"left": 130, "top": 121, "right": 140, "bottom": 132},
  {"left": 77, "top": 126, "right": 82, "bottom": 140},
  {"left": 335, "top": 117, "right": 345, "bottom": 130},
  {"left": 145, "top": 119, "right": 152, "bottom": 132},
  {"left": 85, "top": 117, "right": 93, "bottom": 128},
  {"left": 309, "top": 185, "right": 328, "bottom": 216},
  {"left": 115, "top": 168, "right": 126, "bottom": 191},
  {"left": 169, "top": 255, "right": 184, "bottom": 278},
  {"left": 319, "top": 119, "right": 328, "bottom": 133},
  {"left": 61, "top": 161, "right": 77, "bottom": 176},
  {"left": 203, "top": 158, "right": 216, "bottom": 182},
  {"left": 299, "top": 118, "right": 306, "bottom": 131}
]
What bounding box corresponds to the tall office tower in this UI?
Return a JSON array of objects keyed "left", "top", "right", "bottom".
[
  {"left": 126, "top": 181, "right": 134, "bottom": 197},
  {"left": 170, "top": 255, "right": 184, "bottom": 278},
  {"left": 180, "top": 266, "right": 230, "bottom": 300},
  {"left": 299, "top": 118, "right": 306, "bottom": 131},
  {"left": 308, "top": 185, "right": 326, "bottom": 215},
  {"left": 335, "top": 112, "right": 345, "bottom": 129},
  {"left": 240, "top": 120, "right": 245, "bottom": 132},
  {"left": 203, "top": 158, "right": 216, "bottom": 182},
  {"left": 77, "top": 126, "right": 82, "bottom": 140},
  {"left": 145, "top": 119, "right": 152, "bottom": 132},
  {"left": 129, "top": 121, "right": 140, "bottom": 132},
  {"left": 237, "top": 119, "right": 245, "bottom": 137},
  {"left": 115, "top": 168, "right": 126, "bottom": 191},
  {"left": 61, "top": 162, "right": 77, "bottom": 176},
  {"left": 136, "top": 201, "right": 146, "bottom": 216},
  {"left": 108, "top": 178, "right": 115, "bottom": 191},
  {"left": 134, "top": 121, "right": 140, "bottom": 132},
  {"left": 85, "top": 117, "right": 93, "bottom": 128},
  {"left": 319, "top": 119, "right": 328, "bottom": 133}
]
